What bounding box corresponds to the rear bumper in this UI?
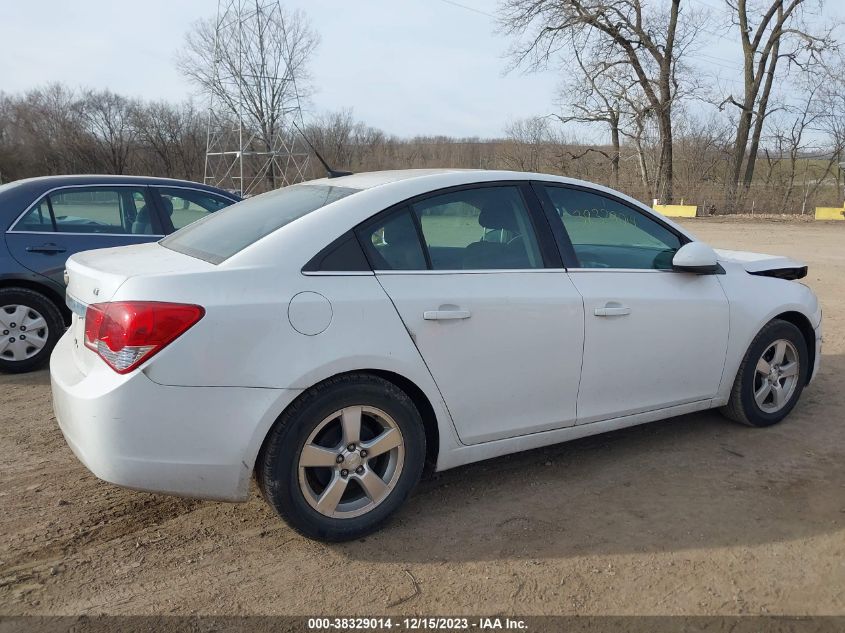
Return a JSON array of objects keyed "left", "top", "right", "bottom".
[{"left": 50, "top": 331, "right": 294, "bottom": 501}]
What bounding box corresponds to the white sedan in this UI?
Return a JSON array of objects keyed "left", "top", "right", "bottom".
[{"left": 50, "top": 169, "right": 822, "bottom": 541}]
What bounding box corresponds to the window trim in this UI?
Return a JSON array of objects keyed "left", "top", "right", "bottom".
[
  {"left": 6, "top": 184, "right": 167, "bottom": 237},
  {"left": 531, "top": 181, "right": 690, "bottom": 270},
  {"left": 354, "top": 181, "right": 563, "bottom": 273}
]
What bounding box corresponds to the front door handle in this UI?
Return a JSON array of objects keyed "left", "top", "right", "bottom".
[
  {"left": 26, "top": 244, "right": 67, "bottom": 254},
  {"left": 423, "top": 310, "right": 471, "bottom": 321},
  {"left": 594, "top": 303, "right": 631, "bottom": 317}
]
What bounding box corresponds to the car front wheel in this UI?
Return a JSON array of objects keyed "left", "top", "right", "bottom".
[
  {"left": 0, "top": 288, "right": 64, "bottom": 374},
  {"left": 257, "top": 374, "right": 426, "bottom": 541},
  {"left": 721, "top": 319, "right": 809, "bottom": 427}
]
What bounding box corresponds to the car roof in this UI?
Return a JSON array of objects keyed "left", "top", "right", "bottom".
[
  {"left": 226, "top": 168, "right": 698, "bottom": 269},
  {"left": 1, "top": 175, "right": 240, "bottom": 200},
  {"left": 307, "top": 168, "right": 483, "bottom": 190}
]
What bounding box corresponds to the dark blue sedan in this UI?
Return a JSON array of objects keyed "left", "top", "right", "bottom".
[{"left": 0, "top": 175, "right": 240, "bottom": 372}]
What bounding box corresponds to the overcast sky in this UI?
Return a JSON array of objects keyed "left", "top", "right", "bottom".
[{"left": 0, "top": 0, "right": 840, "bottom": 139}]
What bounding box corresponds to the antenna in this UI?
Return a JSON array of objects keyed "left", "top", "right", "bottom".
[{"left": 290, "top": 120, "right": 353, "bottom": 179}]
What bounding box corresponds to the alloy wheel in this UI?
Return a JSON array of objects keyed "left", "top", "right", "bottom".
[
  {"left": 753, "top": 339, "right": 800, "bottom": 414},
  {"left": 298, "top": 405, "right": 405, "bottom": 519}
]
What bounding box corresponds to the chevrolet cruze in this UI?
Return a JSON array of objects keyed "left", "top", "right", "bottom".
[{"left": 50, "top": 169, "right": 822, "bottom": 541}]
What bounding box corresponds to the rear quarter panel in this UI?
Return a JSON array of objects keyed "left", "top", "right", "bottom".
[{"left": 114, "top": 266, "right": 460, "bottom": 469}]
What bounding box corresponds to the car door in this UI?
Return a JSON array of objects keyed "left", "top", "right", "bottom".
[
  {"left": 5, "top": 185, "right": 163, "bottom": 287},
  {"left": 534, "top": 183, "right": 730, "bottom": 425},
  {"left": 356, "top": 183, "right": 585, "bottom": 445},
  {"left": 151, "top": 187, "right": 236, "bottom": 233}
]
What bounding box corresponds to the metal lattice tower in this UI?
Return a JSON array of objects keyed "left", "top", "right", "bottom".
[{"left": 204, "top": 0, "right": 310, "bottom": 196}]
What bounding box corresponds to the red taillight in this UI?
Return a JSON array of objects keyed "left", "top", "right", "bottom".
[{"left": 84, "top": 302, "right": 205, "bottom": 374}]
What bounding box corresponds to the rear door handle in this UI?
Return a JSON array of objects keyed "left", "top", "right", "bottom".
[
  {"left": 26, "top": 244, "right": 67, "bottom": 254},
  {"left": 423, "top": 310, "right": 471, "bottom": 321},
  {"left": 594, "top": 303, "right": 631, "bottom": 317}
]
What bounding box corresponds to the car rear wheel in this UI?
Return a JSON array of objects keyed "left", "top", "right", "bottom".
[
  {"left": 720, "top": 319, "right": 808, "bottom": 427},
  {"left": 257, "top": 373, "right": 426, "bottom": 541},
  {"left": 0, "top": 288, "right": 64, "bottom": 374}
]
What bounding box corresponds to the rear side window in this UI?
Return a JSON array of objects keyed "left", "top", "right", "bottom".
[
  {"left": 156, "top": 187, "right": 234, "bottom": 231},
  {"left": 413, "top": 186, "right": 542, "bottom": 270},
  {"left": 15, "top": 200, "right": 54, "bottom": 232},
  {"left": 360, "top": 208, "right": 428, "bottom": 270},
  {"left": 161, "top": 184, "right": 358, "bottom": 264},
  {"left": 358, "top": 186, "right": 543, "bottom": 271}
]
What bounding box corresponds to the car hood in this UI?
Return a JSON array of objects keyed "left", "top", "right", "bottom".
[{"left": 715, "top": 248, "right": 807, "bottom": 279}]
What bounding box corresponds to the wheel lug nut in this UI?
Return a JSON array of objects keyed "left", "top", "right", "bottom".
[
  {"left": 20, "top": 325, "right": 26, "bottom": 331},
  {"left": 360, "top": 449, "right": 368, "bottom": 458},
  {"left": 355, "top": 466, "right": 364, "bottom": 475},
  {"left": 2, "top": 330, "right": 7, "bottom": 336},
  {"left": 336, "top": 454, "right": 344, "bottom": 463},
  {"left": 346, "top": 443, "right": 355, "bottom": 451},
  {"left": 8, "top": 337, "right": 13, "bottom": 343},
  {"left": 340, "top": 469, "right": 349, "bottom": 478},
  {"left": 20, "top": 335, "right": 26, "bottom": 340},
  {"left": 10, "top": 323, "right": 16, "bottom": 328}
]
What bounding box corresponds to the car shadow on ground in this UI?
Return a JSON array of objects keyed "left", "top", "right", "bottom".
[{"left": 335, "top": 352, "right": 844, "bottom": 563}]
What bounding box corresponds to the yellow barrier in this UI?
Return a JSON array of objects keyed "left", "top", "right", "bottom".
[
  {"left": 815, "top": 206, "right": 845, "bottom": 220},
  {"left": 653, "top": 204, "right": 698, "bottom": 218}
]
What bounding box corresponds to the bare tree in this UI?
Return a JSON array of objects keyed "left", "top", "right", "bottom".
[
  {"left": 720, "top": 0, "right": 834, "bottom": 204},
  {"left": 78, "top": 90, "right": 137, "bottom": 174},
  {"left": 554, "top": 44, "right": 627, "bottom": 188},
  {"left": 499, "top": 0, "right": 704, "bottom": 202},
  {"left": 177, "top": 4, "right": 318, "bottom": 188},
  {"left": 814, "top": 67, "right": 845, "bottom": 201},
  {"left": 132, "top": 100, "right": 205, "bottom": 181},
  {"left": 502, "top": 116, "right": 559, "bottom": 172}
]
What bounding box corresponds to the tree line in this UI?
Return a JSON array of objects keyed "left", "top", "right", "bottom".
[
  {"left": 1, "top": 0, "right": 843, "bottom": 215},
  {"left": 498, "top": 0, "right": 843, "bottom": 211}
]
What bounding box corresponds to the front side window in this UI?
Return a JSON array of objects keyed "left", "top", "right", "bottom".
[
  {"left": 157, "top": 188, "right": 233, "bottom": 231},
  {"left": 162, "top": 184, "right": 359, "bottom": 264},
  {"left": 47, "top": 187, "right": 152, "bottom": 235},
  {"left": 543, "top": 186, "right": 681, "bottom": 270},
  {"left": 359, "top": 186, "right": 544, "bottom": 271}
]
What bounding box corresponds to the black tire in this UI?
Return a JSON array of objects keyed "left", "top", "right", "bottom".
[
  {"left": 0, "top": 287, "right": 65, "bottom": 374},
  {"left": 257, "top": 373, "right": 426, "bottom": 541},
  {"left": 720, "top": 319, "right": 809, "bottom": 427}
]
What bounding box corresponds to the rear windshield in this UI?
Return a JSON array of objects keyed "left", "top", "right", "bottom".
[{"left": 161, "top": 184, "right": 359, "bottom": 263}]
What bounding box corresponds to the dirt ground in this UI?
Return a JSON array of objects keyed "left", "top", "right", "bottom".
[{"left": 1, "top": 218, "right": 843, "bottom": 617}]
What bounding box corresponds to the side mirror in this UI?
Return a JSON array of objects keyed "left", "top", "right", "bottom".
[{"left": 672, "top": 242, "right": 720, "bottom": 274}]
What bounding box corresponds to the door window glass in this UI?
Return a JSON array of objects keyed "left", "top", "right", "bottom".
[
  {"left": 412, "top": 186, "right": 543, "bottom": 270},
  {"left": 14, "top": 199, "right": 54, "bottom": 232},
  {"left": 47, "top": 187, "right": 153, "bottom": 234},
  {"left": 157, "top": 188, "right": 233, "bottom": 231},
  {"left": 359, "top": 208, "right": 428, "bottom": 270},
  {"left": 543, "top": 186, "right": 681, "bottom": 270}
]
